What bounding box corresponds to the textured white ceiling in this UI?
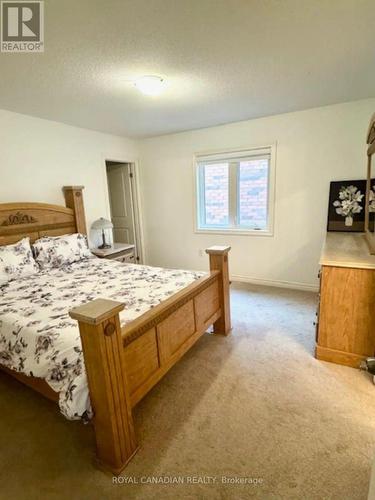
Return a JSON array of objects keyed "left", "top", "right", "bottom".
[{"left": 0, "top": 0, "right": 374, "bottom": 138}]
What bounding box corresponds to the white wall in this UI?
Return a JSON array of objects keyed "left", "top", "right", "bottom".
[
  {"left": 0, "top": 109, "right": 138, "bottom": 246},
  {"left": 138, "top": 99, "right": 375, "bottom": 290},
  {"left": 2, "top": 101, "right": 373, "bottom": 290}
]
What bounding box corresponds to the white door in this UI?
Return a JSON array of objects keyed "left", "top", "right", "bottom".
[{"left": 107, "top": 164, "right": 136, "bottom": 245}]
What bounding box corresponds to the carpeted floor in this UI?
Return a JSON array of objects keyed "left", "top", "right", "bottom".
[{"left": 1, "top": 282, "right": 375, "bottom": 500}]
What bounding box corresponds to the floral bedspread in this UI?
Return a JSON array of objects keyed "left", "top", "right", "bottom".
[{"left": 0, "top": 258, "right": 205, "bottom": 420}]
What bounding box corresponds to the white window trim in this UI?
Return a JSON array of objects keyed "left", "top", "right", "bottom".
[{"left": 193, "top": 144, "right": 276, "bottom": 237}]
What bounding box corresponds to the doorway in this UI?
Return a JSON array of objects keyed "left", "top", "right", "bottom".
[{"left": 105, "top": 160, "right": 143, "bottom": 263}]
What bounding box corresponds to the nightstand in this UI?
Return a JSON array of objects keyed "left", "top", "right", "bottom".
[{"left": 91, "top": 243, "right": 136, "bottom": 264}]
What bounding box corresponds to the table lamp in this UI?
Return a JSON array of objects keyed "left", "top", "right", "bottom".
[{"left": 91, "top": 217, "right": 113, "bottom": 249}]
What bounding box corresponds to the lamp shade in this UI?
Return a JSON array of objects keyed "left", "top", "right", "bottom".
[{"left": 91, "top": 217, "right": 114, "bottom": 230}]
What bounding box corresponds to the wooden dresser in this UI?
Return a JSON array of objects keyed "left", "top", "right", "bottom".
[{"left": 315, "top": 232, "right": 375, "bottom": 368}]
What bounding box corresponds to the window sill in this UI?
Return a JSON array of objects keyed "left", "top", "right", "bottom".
[{"left": 195, "top": 228, "right": 274, "bottom": 237}]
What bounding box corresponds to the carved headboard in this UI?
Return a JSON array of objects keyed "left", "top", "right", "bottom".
[{"left": 0, "top": 186, "right": 87, "bottom": 246}]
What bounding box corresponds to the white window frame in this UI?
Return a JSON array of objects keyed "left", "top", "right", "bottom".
[{"left": 193, "top": 144, "right": 276, "bottom": 236}]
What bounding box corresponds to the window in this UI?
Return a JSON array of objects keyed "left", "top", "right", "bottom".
[{"left": 195, "top": 146, "right": 275, "bottom": 235}]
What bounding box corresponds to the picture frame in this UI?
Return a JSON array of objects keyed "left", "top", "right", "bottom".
[{"left": 327, "top": 179, "right": 375, "bottom": 232}]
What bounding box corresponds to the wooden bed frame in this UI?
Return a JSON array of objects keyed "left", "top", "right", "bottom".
[{"left": 0, "top": 186, "right": 231, "bottom": 474}]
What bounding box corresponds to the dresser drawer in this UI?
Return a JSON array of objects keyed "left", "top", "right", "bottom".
[
  {"left": 112, "top": 252, "right": 135, "bottom": 263},
  {"left": 92, "top": 244, "right": 136, "bottom": 263},
  {"left": 316, "top": 265, "right": 375, "bottom": 366}
]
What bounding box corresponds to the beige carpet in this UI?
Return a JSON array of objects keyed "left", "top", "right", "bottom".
[{"left": 1, "top": 282, "right": 375, "bottom": 500}]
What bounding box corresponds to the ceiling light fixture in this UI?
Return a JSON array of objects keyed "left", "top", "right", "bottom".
[{"left": 134, "top": 75, "right": 166, "bottom": 96}]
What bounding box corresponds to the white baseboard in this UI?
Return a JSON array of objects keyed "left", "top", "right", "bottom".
[{"left": 231, "top": 274, "right": 319, "bottom": 292}]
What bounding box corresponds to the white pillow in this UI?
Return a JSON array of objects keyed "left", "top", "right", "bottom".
[
  {"left": 0, "top": 237, "right": 39, "bottom": 286},
  {"left": 33, "top": 233, "right": 91, "bottom": 269}
]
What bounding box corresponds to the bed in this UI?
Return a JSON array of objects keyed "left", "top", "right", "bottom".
[{"left": 0, "top": 186, "right": 231, "bottom": 474}]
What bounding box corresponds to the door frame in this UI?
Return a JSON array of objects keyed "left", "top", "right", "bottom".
[{"left": 102, "top": 156, "right": 145, "bottom": 264}]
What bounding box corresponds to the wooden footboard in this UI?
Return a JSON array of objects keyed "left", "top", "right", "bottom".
[{"left": 69, "top": 245, "right": 231, "bottom": 474}]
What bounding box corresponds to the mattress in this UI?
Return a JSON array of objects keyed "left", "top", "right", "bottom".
[{"left": 0, "top": 258, "right": 205, "bottom": 419}]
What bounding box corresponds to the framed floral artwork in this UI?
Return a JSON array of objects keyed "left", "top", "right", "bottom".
[{"left": 327, "top": 179, "right": 375, "bottom": 232}]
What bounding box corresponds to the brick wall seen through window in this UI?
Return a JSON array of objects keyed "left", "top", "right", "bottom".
[{"left": 196, "top": 148, "right": 272, "bottom": 233}]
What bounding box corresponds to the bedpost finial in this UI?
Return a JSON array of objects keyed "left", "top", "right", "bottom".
[
  {"left": 69, "top": 299, "right": 125, "bottom": 325},
  {"left": 63, "top": 186, "right": 85, "bottom": 191},
  {"left": 205, "top": 245, "right": 231, "bottom": 255}
]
